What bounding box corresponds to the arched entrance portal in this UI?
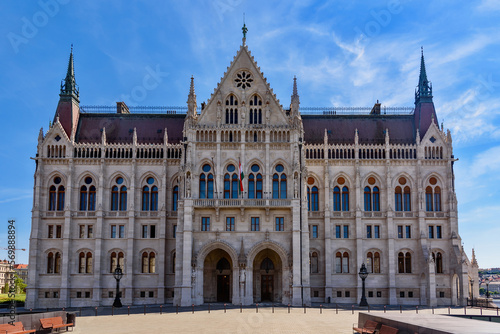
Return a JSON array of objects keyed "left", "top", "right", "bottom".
[
  {"left": 203, "top": 249, "right": 233, "bottom": 303},
  {"left": 253, "top": 249, "right": 282, "bottom": 303}
]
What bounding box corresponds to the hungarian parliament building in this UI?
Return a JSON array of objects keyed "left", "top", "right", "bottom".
[{"left": 26, "top": 32, "right": 478, "bottom": 309}]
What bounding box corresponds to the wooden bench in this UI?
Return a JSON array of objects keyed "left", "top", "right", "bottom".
[
  {"left": 378, "top": 324, "right": 399, "bottom": 334},
  {"left": 353, "top": 320, "right": 380, "bottom": 334},
  {"left": 40, "top": 317, "right": 74, "bottom": 332},
  {"left": 0, "top": 321, "right": 36, "bottom": 334}
]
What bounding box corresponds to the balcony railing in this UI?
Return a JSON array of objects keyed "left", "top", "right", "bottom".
[{"left": 193, "top": 198, "right": 291, "bottom": 208}]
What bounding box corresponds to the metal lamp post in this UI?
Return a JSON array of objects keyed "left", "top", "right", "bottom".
[
  {"left": 113, "top": 264, "right": 123, "bottom": 308},
  {"left": 359, "top": 263, "right": 369, "bottom": 307}
]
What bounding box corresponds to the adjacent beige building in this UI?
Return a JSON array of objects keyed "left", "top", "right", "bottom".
[{"left": 26, "top": 33, "right": 478, "bottom": 309}]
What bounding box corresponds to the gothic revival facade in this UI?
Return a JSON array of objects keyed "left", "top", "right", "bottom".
[{"left": 26, "top": 35, "right": 479, "bottom": 309}]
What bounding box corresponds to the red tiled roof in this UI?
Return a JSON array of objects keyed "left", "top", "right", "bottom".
[
  {"left": 76, "top": 114, "right": 185, "bottom": 144},
  {"left": 302, "top": 115, "right": 416, "bottom": 144},
  {"left": 14, "top": 264, "right": 28, "bottom": 269}
]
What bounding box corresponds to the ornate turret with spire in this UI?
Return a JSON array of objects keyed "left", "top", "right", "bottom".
[
  {"left": 290, "top": 76, "right": 300, "bottom": 117},
  {"left": 60, "top": 45, "right": 79, "bottom": 102},
  {"left": 415, "top": 47, "right": 432, "bottom": 104},
  {"left": 187, "top": 76, "right": 197, "bottom": 119}
]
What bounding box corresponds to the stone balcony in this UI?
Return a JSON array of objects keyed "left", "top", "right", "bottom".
[{"left": 192, "top": 198, "right": 292, "bottom": 208}]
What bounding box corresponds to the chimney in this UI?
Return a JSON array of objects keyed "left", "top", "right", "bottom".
[
  {"left": 117, "top": 101, "right": 130, "bottom": 114},
  {"left": 370, "top": 100, "right": 381, "bottom": 115}
]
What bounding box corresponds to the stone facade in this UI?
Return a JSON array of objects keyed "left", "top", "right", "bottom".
[{"left": 26, "top": 38, "right": 479, "bottom": 309}]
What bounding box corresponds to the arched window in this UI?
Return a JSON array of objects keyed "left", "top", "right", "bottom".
[
  {"left": 310, "top": 252, "right": 319, "bottom": 273},
  {"left": 111, "top": 177, "right": 127, "bottom": 211},
  {"left": 248, "top": 164, "right": 263, "bottom": 199},
  {"left": 47, "top": 252, "right": 54, "bottom": 273},
  {"left": 172, "top": 186, "right": 179, "bottom": 211},
  {"left": 367, "top": 252, "right": 381, "bottom": 273},
  {"left": 80, "top": 177, "right": 96, "bottom": 211},
  {"left": 110, "top": 251, "right": 125, "bottom": 273},
  {"left": 249, "top": 95, "right": 263, "bottom": 124},
  {"left": 395, "top": 187, "right": 403, "bottom": 211},
  {"left": 225, "top": 94, "right": 238, "bottom": 124},
  {"left": 434, "top": 252, "right": 443, "bottom": 274},
  {"left": 307, "top": 177, "right": 319, "bottom": 211},
  {"left": 199, "top": 164, "right": 214, "bottom": 199},
  {"left": 403, "top": 186, "right": 411, "bottom": 211},
  {"left": 426, "top": 177, "right": 442, "bottom": 212},
  {"left": 364, "top": 178, "right": 381, "bottom": 212},
  {"left": 342, "top": 187, "right": 349, "bottom": 211},
  {"left": 142, "top": 252, "right": 156, "bottom": 273},
  {"left": 49, "top": 176, "right": 64, "bottom": 211},
  {"left": 335, "top": 251, "right": 349, "bottom": 273},
  {"left": 224, "top": 164, "right": 238, "bottom": 198},
  {"left": 80, "top": 186, "right": 88, "bottom": 211},
  {"left": 55, "top": 252, "right": 61, "bottom": 274},
  {"left": 333, "top": 186, "right": 341, "bottom": 211},
  {"left": 364, "top": 187, "right": 371, "bottom": 211},
  {"left": 57, "top": 186, "right": 65, "bottom": 211},
  {"left": 142, "top": 177, "right": 158, "bottom": 211},
  {"left": 272, "top": 164, "right": 287, "bottom": 199},
  {"left": 49, "top": 185, "right": 56, "bottom": 211},
  {"left": 79, "top": 251, "right": 93, "bottom": 273},
  {"left": 333, "top": 177, "right": 348, "bottom": 211},
  {"left": 367, "top": 252, "right": 373, "bottom": 273},
  {"left": 405, "top": 252, "right": 412, "bottom": 273}
]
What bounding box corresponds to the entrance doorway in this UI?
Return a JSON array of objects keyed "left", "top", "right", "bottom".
[
  {"left": 261, "top": 275, "right": 273, "bottom": 302},
  {"left": 217, "top": 275, "right": 231, "bottom": 302}
]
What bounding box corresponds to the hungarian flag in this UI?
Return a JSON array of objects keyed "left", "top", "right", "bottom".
[{"left": 238, "top": 159, "right": 244, "bottom": 194}]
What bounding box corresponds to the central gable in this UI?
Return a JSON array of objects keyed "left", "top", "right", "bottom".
[{"left": 197, "top": 44, "right": 289, "bottom": 127}]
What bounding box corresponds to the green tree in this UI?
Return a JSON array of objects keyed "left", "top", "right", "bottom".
[
  {"left": 3, "top": 282, "right": 9, "bottom": 294},
  {"left": 14, "top": 274, "right": 27, "bottom": 294}
]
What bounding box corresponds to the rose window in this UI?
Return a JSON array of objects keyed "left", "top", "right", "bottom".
[{"left": 234, "top": 70, "right": 253, "bottom": 89}]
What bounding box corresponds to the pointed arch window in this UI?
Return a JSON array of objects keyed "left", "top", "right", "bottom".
[
  {"left": 364, "top": 187, "right": 371, "bottom": 211},
  {"left": 249, "top": 95, "right": 263, "bottom": 124},
  {"left": 342, "top": 187, "right": 349, "bottom": 211},
  {"left": 57, "top": 186, "right": 65, "bottom": 211},
  {"left": 248, "top": 164, "right": 263, "bottom": 199},
  {"left": 426, "top": 177, "right": 442, "bottom": 212},
  {"left": 78, "top": 251, "right": 93, "bottom": 274},
  {"left": 223, "top": 164, "right": 238, "bottom": 198},
  {"left": 142, "top": 252, "right": 156, "bottom": 273},
  {"left": 49, "top": 176, "right": 65, "bottom": 211},
  {"left": 333, "top": 177, "right": 349, "bottom": 211},
  {"left": 80, "top": 177, "right": 96, "bottom": 211},
  {"left": 199, "top": 164, "right": 214, "bottom": 199},
  {"left": 395, "top": 177, "right": 411, "bottom": 211},
  {"left": 333, "top": 186, "right": 341, "bottom": 211},
  {"left": 47, "top": 251, "right": 61, "bottom": 274},
  {"left": 110, "top": 251, "right": 124, "bottom": 273},
  {"left": 398, "top": 251, "right": 412, "bottom": 273},
  {"left": 172, "top": 186, "right": 179, "bottom": 211},
  {"left": 335, "top": 252, "right": 349, "bottom": 273},
  {"left": 364, "top": 184, "right": 380, "bottom": 212},
  {"left": 367, "top": 252, "right": 381, "bottom": 273},
  {"left": 272, "top": 164, "right": 287, "bottom": 199},
  {"left": 111, "top": 177, "right": 127, "bottom": 211},
  {"left": 307, "top": 177, "right": 319, "bottom": 212},
  {"left": 225, "top": 94, "right": 238, "bottom": 124},
  {"left": 142, "top": 177, "right": 158, "bottom": 211},
  {"left": 433, "top": 252, "right": 443, "bottom": 273},
  {"left": 49, "top": 186, "right": 57, "bottom": 211}
]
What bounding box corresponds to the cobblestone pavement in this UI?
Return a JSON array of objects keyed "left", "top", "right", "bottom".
[{"left": 70, "top": 306, "right": 500, "bottom": 334}]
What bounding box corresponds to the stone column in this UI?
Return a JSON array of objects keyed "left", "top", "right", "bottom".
[
  {"left": 60, "top": 159, "right": 74, "bottom": 308},
  {"left": 180, "top": 199, "right": 193, "bottom": 306}
]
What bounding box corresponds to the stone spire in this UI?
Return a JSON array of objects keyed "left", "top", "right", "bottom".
[
  {"left": 290, "top": 76, "right": 300, "bottom": 117},
  {"left": 471, "top": 248, "right": 478, "bottom": 267},
  {"left": 187, "top": 76, "right": 197, "bottom": 117},
  {"left": 60, "top": 44, "right": 79, "bottom": 102},
  {"left": 415, "top": 47, "right": 432, "bottom": 103}
]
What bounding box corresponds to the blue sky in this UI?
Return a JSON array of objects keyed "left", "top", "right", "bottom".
[{"left": 1, "top": 1, "right": 499, "bottom": 268}]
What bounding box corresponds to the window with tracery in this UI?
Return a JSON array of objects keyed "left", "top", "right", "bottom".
[
  {"left": 172, "top": 185, "right": 179, "bottom": 211},
  {"left": 333, "top": 177, "right": 349, "bottom": 211},
  {"left": 47, "top": 251, "right": 61, "bottom": 274},
  {"left": 398, "top": 251, "right": 412, "bottom": 273},
  {"left": 249, "top": 94, "right": 262, "bottom": 124},
  {"left": 225, "top": 94, "right": 239, "bottom": 124},
  {"left": 199, "top": 164, "right": 214, "bottom": 199},
  {"left": 142, "top": 252, "right": 156, "bottom": 273},
  {"left": 426, "top": 177, "right": 441, "bottom": 211},
  {"left": 364, "top": 177, "right": 380, "bottom": 211},
  {"left": 367, "top": 252, "right": 381, "bottom": 273},
  {"left": 78, "top": 251, "right": 93, "bottom": 274},
  {"left": 49, "top": 176, "right": 65, "bottom": 211},
  {"left": 272, "top": 164, "right": 287, "bottom": 199},
  {"left": 80, "top": 176, "right": 96, "bottom": 211},
  {"left": 110, "top": 251, "right": 124, "bottom": 273},
  {"left": 395, "top": 177, "right": 411, "bottom": 211},
  {"left": 248, "top": 164, "right": 263, "bottom": 199},
  {"left": 111, "top": 177, "right": 127, "bottom": 211},
  {"left": 224, "top": 164, "right": 239, "bottom": 199},
  {"left": 142, "top": 177, "right": 158, "bottom": 211},
  {"left": 432, "top": 252, "right": 443, "bottom": 273},
  {"left": 307, "top": 177, "right": 319, "bottom": 211},
  {"left": 234, "top": 70, "right": 253, "bottom": 89},
  {"left": 335, "top": 252, "right": 349, "bottom": 273}
]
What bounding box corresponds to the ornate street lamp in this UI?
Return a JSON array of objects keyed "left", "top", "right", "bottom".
[
  {"left": 359, "top": 263, "right": 369, "bottom": 307},
  {"left": 113, "top": 263, "right": 123, "bottom": 308}
]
